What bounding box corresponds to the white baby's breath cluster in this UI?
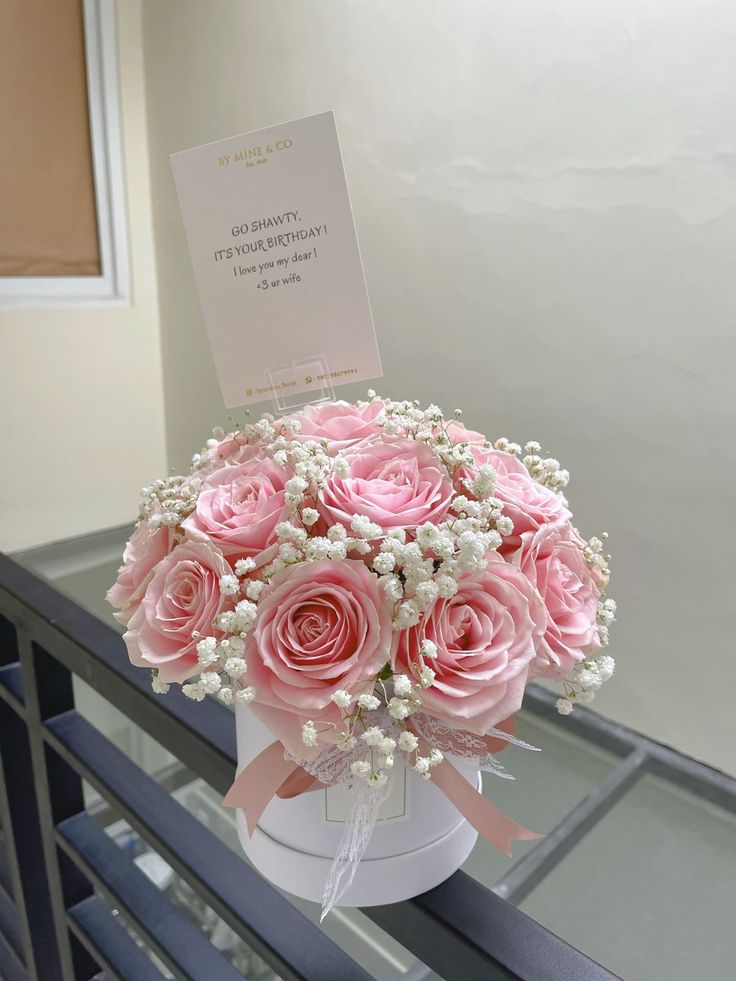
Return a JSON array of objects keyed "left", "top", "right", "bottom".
[
  {"left": 584, "top": 534, "right": 612, "bottom": 590},
  {"left": 139, "top": 474, "right": 200, "bottom": 529},
  {"left": 174, "top": 562, "right": 263, "bottom": 705},
  {"left": 555, "top": 651, "right": 616, "bottom": 716},
  {"left": 300, "top": 668, "right": 444, "bottom": 787},
  {"left": 550, "top": 535, "right": 616, "bottom": 715},
  {"left": 376, "top": 496, "right": 510, "bottom": 630},
  {"left": 555, "top": 598, "right": 617, "bottom": 715},
  {"left": 137, "top": 391, "right": 615, "bottom": 753},
  {"left": 516, "top": 442, "right": 570, "bottom": 496},
  {"left": 596, "top": 596, "right": 617, "bottom": 647},
  {"left": 177, "top": 611, "right": 258, "bottom": 707}
]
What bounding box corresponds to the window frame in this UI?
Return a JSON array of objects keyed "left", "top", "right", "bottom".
[{"left": 0, "top": 0, "right": 130, "bottom": 309}]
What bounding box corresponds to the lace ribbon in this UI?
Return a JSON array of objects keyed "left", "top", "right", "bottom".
[
  {"left": 319, "top": 772, "right": 394, "bottom": 919},
  {"left": 289, "top": 712, "right": 400, "bottom": 918},
  {"left": 410, "top": 713, "right": 539, "bottom": 779}
]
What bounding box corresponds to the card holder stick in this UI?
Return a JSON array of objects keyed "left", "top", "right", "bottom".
[{"left": 265, "top": 355, "right": 336, "bottom": 413}]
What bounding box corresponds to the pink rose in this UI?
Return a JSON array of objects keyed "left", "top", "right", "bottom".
[
  {"left": 514, "top": 524, "right": 600, "bottom": 677},
  {"left": 245, "top": 559, "right": 392, "bottom": 746},
  {"left": 182, "top": 454, "right": 287, "bottom": 562},
  {"left": 290, "top": 399, "right": 385, "bottom": 452},
  {"left": 470, "top": 447, "right": 571, "bottom": 540},
  {"left": 319, "top": 438, "right": 454, "bottom": 533},
  {"left": 106, "top": 511, "right": 173, "bottom": 627},
  {"left": 123, "top": 540, "right": 230, "bottom": 683},
  {"left": 445, "top": 420, "right": 487, "bottom": 444},
  {"left": 203, "top": 432, "right": 253, "bottom": 471},
  {"left": 392, "top": 557, "right": 545, "bottom": 733}
]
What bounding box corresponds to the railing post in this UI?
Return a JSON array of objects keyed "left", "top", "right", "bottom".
[
  {"left": 0, "top": 700, "right": 49, "bottom": 978},
  {"left": 16, "top": 631, "right": 98, "bottom": 980},
  {"left": 0, "top": 613, "right": 62, "bottom": 980}
]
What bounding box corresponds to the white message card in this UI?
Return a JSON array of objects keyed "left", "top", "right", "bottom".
[{"left": 171, "top": 111, "right": 382, "bottom": 408}]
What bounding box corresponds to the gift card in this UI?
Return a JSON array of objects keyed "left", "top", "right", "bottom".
[{"left": 171, "top": 111, "right": 382, "bottom": 408}]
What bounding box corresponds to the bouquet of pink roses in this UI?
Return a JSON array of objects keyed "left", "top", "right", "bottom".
[{"left": 108, "top": 393, "right": 615, "bottom": 911}]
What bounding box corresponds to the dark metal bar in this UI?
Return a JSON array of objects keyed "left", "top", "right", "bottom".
[
  {"left": 525, "top": 683, "right": 736, "bottom": 812},
  {"left": 493, "top": 748, "right": 649, "bottom": 905},
  {"left": 0, "top": 664, "right": 24, "bottom": 714},
  {"left": 15, "top": 633, "right": 97, "bottom": 981},
  {"left": 0, "top": 885, "right": 25, "bottom": 966},
  {"left": 0, "top": 929, "right": 27, "bottom": 981},
  {"left": 523, "top": 683, "right": 636, "bottom": 758},
  {"left": 0, "top": 611, "right": 24, "bottom": 714},
  {"left": 44, "top": 708, "right": 372, "bottom": 981},
  {"left": 58, "top": 811, "right": 243, "bottom": 981},
  {"left": 67, "top": 894, "right": 164, "bottom": 981},
  {"left": 0, "top": 673, "right": 66, "bottom": 980},
  {"left": 645, "top": 743, "right": 736, "bottom": 814},
  {"left": 366, "top": 869, "right": 620, "bottom": 981},
  {"left": 0, "top": 612, "right": 19, "bottom": 670},
  {"left": 0, "top": 837, "right": 14, "bottom": 901}
]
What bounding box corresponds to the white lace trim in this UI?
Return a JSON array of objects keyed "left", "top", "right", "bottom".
[{"left": 288, "top": 710, "right": 538, "bottom": 918}]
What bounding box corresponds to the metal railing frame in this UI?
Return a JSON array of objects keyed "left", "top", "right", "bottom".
[{"left": 1, "top": 547, "right": 692, "bottom": 980}]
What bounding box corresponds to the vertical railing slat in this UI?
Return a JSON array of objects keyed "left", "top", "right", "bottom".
[
  {"left": 14, "top": 633, "right": 97, "bottom": 980},
  {"left": 0, "top": 617, "right": 65, "bottom": 981}
]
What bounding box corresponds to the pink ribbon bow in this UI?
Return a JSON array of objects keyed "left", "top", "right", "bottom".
[{"left": 223, "top": 715, "right": 542, "bottom": 856}]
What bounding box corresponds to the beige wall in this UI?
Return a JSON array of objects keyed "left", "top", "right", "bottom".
[
  {"left": 0, "top": 1, "right": 167, "bottom": 552},
  {"left": 141, "top": 0, "right": 736, "bottom": 774}
]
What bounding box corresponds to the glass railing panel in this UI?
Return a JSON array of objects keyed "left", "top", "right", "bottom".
[
  {"left": 462, "top": 711, "right": 618, "bottom": 887},
  {"left": 518, "top": 770, "right": 736, "bottom": 981}
]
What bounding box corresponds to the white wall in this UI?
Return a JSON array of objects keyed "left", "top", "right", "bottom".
[
  {"left": 141, "top": 0, "right": 736, "bottom": 774},
  {"left": 0, "top": 1, "right": 167, "bottom": 552}
]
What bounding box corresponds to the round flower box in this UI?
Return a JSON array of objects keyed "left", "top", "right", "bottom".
[{"left": 234, "top": 704, "right": 480, "bottom": 906}]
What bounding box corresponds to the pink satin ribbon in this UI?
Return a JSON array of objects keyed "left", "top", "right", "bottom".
[
  {"left": 481, "top": 714, "right": 517, "bottom": 754},
  {"left": 223, "top": 719, "right": 542, "bottom": 854},
  {"left": 429, "top": 755, "right": 542, "bottom": 855},
  {"left": 222, "top": 741, "right": 303, "bottom": 835}
]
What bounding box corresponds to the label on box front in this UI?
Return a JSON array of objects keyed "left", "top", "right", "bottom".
[
  {"left": 170, "top": 111, "right": 382, "bottom": 407},
  {"left": 323, "top": 767, "right": 410, "bottom": 825}
]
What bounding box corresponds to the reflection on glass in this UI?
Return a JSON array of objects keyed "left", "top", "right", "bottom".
[
  {"left": 462, "top": 712, "right": 616, "bottom": 887},
  {"left": 519, "top": 772, "right": 736, "bottom": 981}
]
